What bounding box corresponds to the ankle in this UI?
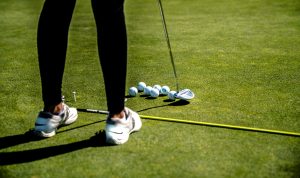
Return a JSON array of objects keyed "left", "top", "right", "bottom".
[
  {"left": 44, "top": 103, "right": 64, "bottom": 114},
  {"left": 109, "top": 110, "right": 125, "bottom": 119}
]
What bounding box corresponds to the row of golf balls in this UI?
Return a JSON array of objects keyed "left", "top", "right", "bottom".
[{"left": 128, "top": 82, "right": 177, "bottom": 100}]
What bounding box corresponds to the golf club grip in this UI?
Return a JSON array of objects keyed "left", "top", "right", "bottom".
[{"left": 77, "top": 108, "right": 109, "bottom": 114}]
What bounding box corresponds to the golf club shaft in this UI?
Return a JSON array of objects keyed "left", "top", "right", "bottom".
[
  {"left": 77, "top": 108, "right": 109, "bottom": 114},
  {"left": 77, "top": 108, "right": 300, "bottom": 137},
  {"left": 157, "top": 0, "right": 179, "bottom": 92}
]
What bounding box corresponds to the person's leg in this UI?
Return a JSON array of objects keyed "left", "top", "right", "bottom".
[
  {"left": 34, "top": 0, "right": 78, "bottom": 138},
  {"left": 91, "top": 0, "right": 142, "bottom": 144},
  {"left": 91, "top": 0, "right": 127, "bottom": 116},
  {"left": 37, "top": 0, "right": 76, "bottom": 113}
]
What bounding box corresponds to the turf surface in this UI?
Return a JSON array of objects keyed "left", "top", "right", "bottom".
[{"left": 0, "top": 0, "right": 300, "bottom": 177}]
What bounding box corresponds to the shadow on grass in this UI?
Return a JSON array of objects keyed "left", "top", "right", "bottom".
[
  {"left": 137, "top": 99, "right": 190, "bottom": 112},
  {"left": 0, "top": 120, "right": 105, "bottom": 150},
  {"left": 0, "top": 100, "right": 190, "bottom": 165},
  {"left": 0, "top": 120, "right": 112, "bottom": 165},
  {"left": 0, "top": 130, "right": 109, "bottom": 165},
  {"left": 286, "top": 162, "right": 300, "bottom": 178}
]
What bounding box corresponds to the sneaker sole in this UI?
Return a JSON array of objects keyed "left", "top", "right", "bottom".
[{"left": 34, "top": 130, "right": 56, "bottom": 138}]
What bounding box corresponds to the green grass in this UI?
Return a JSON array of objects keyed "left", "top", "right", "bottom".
[{"left": 1, "top": 0, "right": 300, "bottom": 177}]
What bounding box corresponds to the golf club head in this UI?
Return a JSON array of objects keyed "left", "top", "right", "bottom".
[{"left": 175, "top": 89, "right": 195, "bottom": 100}]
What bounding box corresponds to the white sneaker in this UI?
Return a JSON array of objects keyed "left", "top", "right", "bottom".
[
  {"left": 34, "top": 104, "right": 78, "bottom": 137},
  {"left": 105, "top": 107, "right": 142, "bottom": 145}
]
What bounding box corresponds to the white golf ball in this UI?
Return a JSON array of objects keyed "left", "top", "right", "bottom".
[
  {"left": 128, "top": 86, "right": 138, "bottom": 97},
  {"left": 144, "top": 86, "right": 152, "bottom": 95},
  {"left": 153, "top": 84, "right": 161, "bottom": 93},
  {"left": 137, "top": 82, "right": 146, "bottom": 92},
  {"left": 150, "top": 88, "right": 160, "bottom": 98},
  {"left": 160, "top": 85, "right": 170, "bottom": 95},
  {"left": 168, "top": 90, "right": 177, "bottom": 100}
]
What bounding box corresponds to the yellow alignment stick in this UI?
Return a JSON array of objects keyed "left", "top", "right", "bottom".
[
  {"left": 140, "top": 114, "right": 300, "bottom": 137},
  {"left": 77, "top": 109, "right": 300, "bottom": 137}
]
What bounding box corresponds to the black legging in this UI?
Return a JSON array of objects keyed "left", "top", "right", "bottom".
[{"left": 37, "top": 0, "right": 127, "bottom": 114}]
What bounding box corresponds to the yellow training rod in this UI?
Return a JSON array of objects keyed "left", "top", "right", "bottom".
[
  {"left": 77, "top": 108, "right": 300, "bottom": 137},
  {"left": 140, "top": 114, "right": 300, "bottom": 137}
]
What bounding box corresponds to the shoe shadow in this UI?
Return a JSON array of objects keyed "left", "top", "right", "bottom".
[
  {"left": 0, "top": 130, "right": 109, "bottom": 165},
  {"left": 0, "top": 131, "right": 44, "bottom": 150},
  {"left": 0, "top": 120, "right": 105, "bottom": 150}
]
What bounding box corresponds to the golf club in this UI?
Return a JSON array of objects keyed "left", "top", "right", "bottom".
[
  {"left": 157, "top": 0, "right": 195, "bottom": 100},
  {"left": 157, "top": 0, "right": 178, "bottom": 91},
  {"left": 77, "top": 108, "right": 300, "bottom": 137}
]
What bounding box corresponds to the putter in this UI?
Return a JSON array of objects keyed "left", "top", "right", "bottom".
[{"left": 157, "top": 0, "right": 194, "bottom": 100}]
